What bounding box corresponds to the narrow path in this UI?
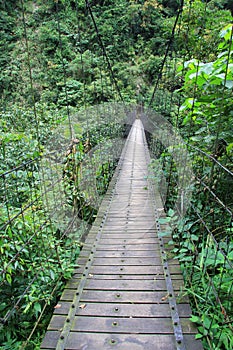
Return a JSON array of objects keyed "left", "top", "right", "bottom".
[{"left": 41, "top": 120, "right": 203, "bottom": 350}]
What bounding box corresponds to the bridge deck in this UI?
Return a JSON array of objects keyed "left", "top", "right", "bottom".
[{"left": 41, "top": 120, "right": 203, "bottom": 350}]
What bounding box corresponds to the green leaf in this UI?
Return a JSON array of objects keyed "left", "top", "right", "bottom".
[
  {"left": 196, "top": 75, "right": 206, "bottom": 87},
  {"left": 50, "top": 270, "right": 55, "bottom": 280},
  {"left": 185, "top": 98, "right": 195, "bottom": 108},
  {"left": 182, "top": 114, "right": 190, "bottom": 126},
  {"left": 203, "top": 316, "right": 211, "bottom": 330},
  {"left": 220, "top": 24, "right": 233, "bottom": 41},
  {"left": 34, "top": 302, "right": 42, "bottom": 314},
  {"left": 195, "top": 333, "right": 203, "bottom": 340},
  {"left": 167, "top": 209, "right": 175, "bottom": 217},
  {"left": 225, "top": 80, "right": 233, "bottom": 89},
  {"left": 200, "top": 62, "right": 213, "bottom": 75},
  {"left": 191, "top": 234, "right": 198, "bottom": 241},
  {"left": 158, "top": 217, "right": 171, "bottom": 224},
  {"left": 209, "top": 77, "right": 222, "bottom": 85},
  {"left": 190, "top": 315, "right": 200, "bottom": 323},
  {"left": 6, "top": 273, "right": 12, "bottom": 285},
  {"left": 158, "top": 231, "right": 171, "bottom": 237}
]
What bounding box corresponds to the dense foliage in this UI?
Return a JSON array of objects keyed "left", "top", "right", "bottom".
[
  {"left": 0, "top": 0, "right": 232, "bottom": 349},
  {"left": 152, "top": 10, "right": 233, "bottom": 350}
]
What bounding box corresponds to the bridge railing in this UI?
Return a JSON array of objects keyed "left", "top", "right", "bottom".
[
  {"left": 0, "top": 151, "right": 82, "bottom": 346},
  {"left": 149, "top": 139, "right": 233, "bottom": 349},
  {"left": 0, "top": 103, "right": 130, "bottom": 348}
]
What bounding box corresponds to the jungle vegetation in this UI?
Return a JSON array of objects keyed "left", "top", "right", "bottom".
[{"left": 0, "top": 0, "right": 232, "bottom": 349}]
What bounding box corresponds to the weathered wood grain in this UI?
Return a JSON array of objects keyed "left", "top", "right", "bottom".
[{"left": 41, "top": 120, "right": 203, "bottom": 350}]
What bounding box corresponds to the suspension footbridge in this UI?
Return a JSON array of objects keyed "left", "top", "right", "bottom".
[
  {"left": 1, "top": 1, "right": 233, "bottom": 350},
  {"left": 41, "top": 120, "right": 202, "bottom": 350}
]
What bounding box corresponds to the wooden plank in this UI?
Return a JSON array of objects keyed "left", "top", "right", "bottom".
[
  {"left": 95, "top": 244, "right": 160, "bottom": 251},
  {"left": 90, "top": 238, "right": 159, "bottom": 245},
  {"left": 89, "top": 265, "right": 164, "bottom": 275},
  {"left": 66, "top": 264, "right": 182, "bottom": 277},
  {"left": 98, "top": 219, "right": 155, "bottom": 224},
  {"left": 40, "top": 331, "right": 60, "bottom": 349},
  {"left": 93, "top": 250, "right": 164, "bottom": 258},
  {"left": 60, "top": 290, "right": 169, "bottom": 303},
  {"left": 77, "top": 303, "right": 192, "bottom": 318},
  {"left": 41, "top": 120, "right": 203, "bottom": 350},
  {"left": 70, "top": 273, "right": 184, "bottom": 280},
  {"left": 64, "top": 333, "right": 203, "bottom": 350},
  {"left": 88, "top": 257, "right": 179, "bottom": 266},
  {"left": 78, "top": 290, "right": 189, "bottom": 303},
  {"left": 53, "top": 302, "right": 192, "bottom": 318},
  {"left": 106, "top": 212, "right": 155, "bottom": 216},
  {"left": 87, "top": 233, "right": 158, "bottom": 239},
  {"left": 70, "top": 279, "right": 167, "bottom": 290},
  {"left": 66, "top": 278, "right": 184, "bottom": 291},
  {"left": 104, "top": 218, "right": 156, "bottom": 223},
  {"left": 67, "top": 316, "right": 197, "bottom": 334},
  {"left": 105, "top": 214, "right": 154, "bottom": 217},
  {"left": 88, "top": 265, "right": 181, "bottom": 275},
  {"left": 78, "top": 257, "right": 163, "bottom": 266}
]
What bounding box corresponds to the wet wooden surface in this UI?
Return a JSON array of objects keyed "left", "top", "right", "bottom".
[{"left": 41, "top": 120, "right": 203, "bottom": 350}]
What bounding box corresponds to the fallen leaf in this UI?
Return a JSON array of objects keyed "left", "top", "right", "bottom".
[
  {"left": 161, "top": 293, "right": 169, "bottom": 301},
  {"left": 54, "top": 304, "right": 62, "bottom": 309}
]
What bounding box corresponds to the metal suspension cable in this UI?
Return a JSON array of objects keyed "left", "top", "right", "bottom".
[
  {"left": 190, "top": 146, "right": 233, "bottom": 177},
  {"left": 174, "top": 0, "right": 195, "bottom": 132},
  {"left": 20, "top": 0, "right": 39, "bottom": 138},
  {"left": 55, "top": 0, "right": 73, "bottom": 140},
  {"left": 85, "top": 0, "right": 125, "bottom": 105},
  {"left": 145, "top": 2, "right": 233, "bottom": 348},
  {"left": 149, "top": 0, "right": 184, "bottom": 108}
]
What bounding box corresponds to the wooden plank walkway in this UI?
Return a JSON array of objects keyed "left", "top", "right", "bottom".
[{"left": 41, "top": 120, "right": 203, "bottom": 350}]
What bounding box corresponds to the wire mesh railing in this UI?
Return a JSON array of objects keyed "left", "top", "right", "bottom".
[
  {"left": 0, "top": 104, "right": 130, "bottom": 348},
  {"left": 157, "top": 148, "right": 233, "bottom": 350},
  {"left": 0, "top": 0, "right": 130, "bottom": 347},
  {"left": 147, "top": 1, "right": 233, "bottom": 349}
]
